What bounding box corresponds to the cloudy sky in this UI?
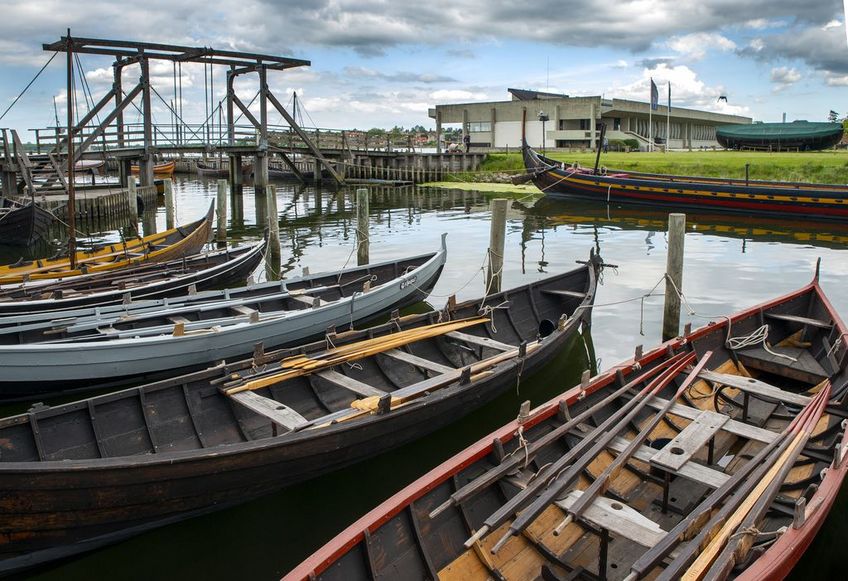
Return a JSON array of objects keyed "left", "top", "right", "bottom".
[{"left": 0, "top": 0, "right": 846, "bottom": 136}]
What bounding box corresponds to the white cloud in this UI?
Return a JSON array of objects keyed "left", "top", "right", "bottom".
[
  {"left": 770, "top": 66, "right": 801, "bottom": 90},
  {"left": 667, "top": 32, "right": 736, "bottom": 60},
  {"left": 824, "top": 73, "right": 848, "bottom": 86},
  {"left": 429, "top": 89, "right": 490, "bottom": 102},
  {"left": 748, "top": 38, "right": 765, "bottom": 52},
  {"left": 822, "top": 19, "right": 842, "bottom": 30}
]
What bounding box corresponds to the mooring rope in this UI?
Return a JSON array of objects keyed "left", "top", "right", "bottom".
[{"left": 0, "top": 52, "right": 58, "bottom": 122}]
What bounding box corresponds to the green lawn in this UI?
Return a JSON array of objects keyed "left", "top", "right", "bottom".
[{"left": 475, "top": 150, "right": 848, "bottom": 184}]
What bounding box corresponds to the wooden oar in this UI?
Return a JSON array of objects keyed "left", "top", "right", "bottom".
[
  {"left": 561, "top": 352, "right": 714, "bottom": 531},
  {"left": 224, "top": 317, "right": 490, "bottom": 395},
  {"left": 681, "top": 383, "right": 830, "bottom": 581},
  {"left": 486, "top": 351, "right": 697, "bottom": 554},
  {"left": 643, "top": 383, "right": 829, "bottom": 581},
  {"left": 463, "top": 351, "right": 694, "bottom": 551},
  {"left": 428, "top": 354, "right": 691, "bottom": 520}
]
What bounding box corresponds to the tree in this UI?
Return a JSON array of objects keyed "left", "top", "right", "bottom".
[{"left": 828, "top": 110, "right": 839, "bottom": 123}]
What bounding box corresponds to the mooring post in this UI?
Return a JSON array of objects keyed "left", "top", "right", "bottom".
[
  {"left": 356, "top": 188, "right": 370, "bottom": 266},
  {"left": 127, "top": 178, "right": 138, "bottom": 224},
  {"left": 163, "top": 178, "right": 175, "bottom": 230},
  {"left": 486, "top": 198, "right": 510, "bottom": 294},
  {"left": 662, "top": 213, "right": 686, "bottom": 341},
  {"left": 265, "top": 185, "right": 281, "bottom": 281},
  {"left": 216, "top": 179, "right": 228, "bottom": 244}
]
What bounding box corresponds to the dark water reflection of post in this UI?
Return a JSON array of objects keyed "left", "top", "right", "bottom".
[
  {"left": 230, "top": 185, "right": 244, "bottom": 232},
  {"left": 265, "top": 185, "right": 282, "bottom": 281}
]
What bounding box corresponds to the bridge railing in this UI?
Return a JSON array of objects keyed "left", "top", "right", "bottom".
[{"left": 27, "top": 124, "right": 422, "bottom": 155}]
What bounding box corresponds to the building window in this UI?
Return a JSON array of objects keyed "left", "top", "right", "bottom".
[
  {"left": 613, "top": 117, "right": 621, "bottom": 131},
  {"left": 468, "top": 122, "right": 492, "bottom": 132},
  {"left": 558, "top": 119, "right": 567, "bottom": 130},
  {"left": 579, "top": 119, "right": 590, "bottom": 130}
]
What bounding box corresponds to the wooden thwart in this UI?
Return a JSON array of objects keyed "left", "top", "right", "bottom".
[
  {"left": 229, "top": 391, "right": 309, "bottom": 431},
  {"left": 541, "top": 289, "right": 587, "bottom": 299},
  {"left": 382, "top": 349, "right": 454, "bottom": 374},
  {"left": 315, "top": 369, "right": 387, "bottom": 398},
  {"left": 699, "top": 369, "right": 812, "bottom": 406},
  {"left": 554, "top": 490, "right": 667, "bottom": 548},
  {"left": 650, "top": 410, "right": 728, "bottom": 472},
  {"left": 765, "top": 312, "right": 832, "bottom": 329},
  {"left": 608, "top": 436, "right": 730, "bottom": 489},
  {"left": 646, "top": 396, "right": 777, "bottom": 443},
  {"left": 446, "top": 331, "right": 513, "bottom": 352}
]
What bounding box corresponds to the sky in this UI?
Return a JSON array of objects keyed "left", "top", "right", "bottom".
[{"left": 0, "top": 0, "right": 847, "bottom": 136}]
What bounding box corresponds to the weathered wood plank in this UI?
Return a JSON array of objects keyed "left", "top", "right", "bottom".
[
  {"left": 649, "top": 410, "right": 728, "bottom": 471},
  {"left": 383, "top": 348, "right": 454, "bottom": 374},
  {"left": 608, "top": 436, "right": 730, "bottom": 490},
  {"left": 228, "top": 391, "right": 309, "bottom": 431},
  {"left": 699, "top": 369, "right": 811, "bottom": 406},
  {"left": 765, "top": 312, "right": 832, "bottom": 329},
  {"left": 446, "top": 330, "right": 513, "bottom": 352},
  {"left": 314, "top": 369, "right": 386, "bottom": 398},
  {"left": 645, "top": 396, "right": 777, "bottom": 444},
  {"left": 554, "top": 490, "right": 666, "bottom": 548},
  {"left": 541, "top": 289, "right": 586, "bottom": 299}
]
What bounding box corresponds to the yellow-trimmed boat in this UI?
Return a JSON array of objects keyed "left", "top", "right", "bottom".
[
  {"left": 0, "top": 203, "right": 213, "bottom": 285},
  {"left": 130, "top": 160, "right": 176, "bottom": 177}
]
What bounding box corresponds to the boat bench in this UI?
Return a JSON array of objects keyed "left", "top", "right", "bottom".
[
  {"left": 555, "top": 490, "right": 668, "bottom": 548},
  {"left": 290, "top": 294, "right": 326, "bottom": 308},
  {"left": 382, "top": 349, "right": 454, "bottom": 374},
  {"left": 765, "top": 312, "right": 833, "bottom": 330},
  {"left": 541, "top": 289, "right": 586, "bottom": 300},
  {"left": 314, "top": 369, "right": 387, "bottom": 398},
  {"left": 229, "top": 391, "right": 309, "bottom": 432},
  {"left": 649, "top": 410, "right": 728, "bottom": 472},
  {"left": 645, "top": 396, "right": 777, "bottom": 444},
  {"left": 699, "top": 370, "right": 811, "bottom": 406},
  {"left": 445, "top": 331, "right": 513, "bottom": 352}
]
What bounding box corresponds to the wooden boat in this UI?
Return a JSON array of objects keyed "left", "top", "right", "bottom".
[
  {"left": 197, "top": 160, "right": 253, "bottom": 178},
  {"left": 286, "top": 266, "right": 848, "bottom": 581},
  {"left": 0, "top": 237, "right": 449, "bottom": 398},
  {"left": 523, "top": 144, "right": 848, "bottom": 221},
  {"left": 0, "top": 199, "right": 54, "bottom": 246},
  {"left": 0, "top": 202, "right": 214, "bottom": 285},
  {"left": 130, "top": 160, "right": 176, "bottom": 177},
  {"left": 0, "top": 254, "right": 599, "bottom": 574},
  {"left": 0, "top": 241, "right": 265, "bottom": 316}
]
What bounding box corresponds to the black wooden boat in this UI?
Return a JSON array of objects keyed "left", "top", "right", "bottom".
[
  {"left": 0, "top": 241, "right": 265, "bottom": 316},
  {"left": 0, "top": 199, "right": 54, "bottom": 246},
  {"left": 286, "top": 267, "right": 847, "bottom": 581},
  {"left": 523, "top": 144, "right": 848, "bottom": 221},
  {"left": 196, "top": 160, "right": 252, "bottom": 178},
  {"left": 0, "top": 255, "right": 599, "bottom": 574}
]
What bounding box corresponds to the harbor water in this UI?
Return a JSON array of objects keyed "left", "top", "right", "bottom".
[{"left": 6, "top": 176, "right": 848, "bottom": 580}]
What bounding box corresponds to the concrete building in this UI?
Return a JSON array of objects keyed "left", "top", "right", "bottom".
[{"left": 429, "top": 88, "right": 752, "bottom": 152}]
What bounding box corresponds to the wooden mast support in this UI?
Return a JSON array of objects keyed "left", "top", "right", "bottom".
[
  {"left": 66, "top": 29, "right": 77, "bottom": 270},
  {"left": 356, "top": 188, "right": 369, "bottom": 266},
  {"left": 662, "top": 213, "right": 686, "bottom": 341}
]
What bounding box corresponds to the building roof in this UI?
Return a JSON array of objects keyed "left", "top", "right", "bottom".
[{"left": 508, "top": 88, "right": 569, "bottom": 101}]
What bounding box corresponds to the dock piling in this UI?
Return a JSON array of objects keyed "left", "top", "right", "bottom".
[
  {"left": 163, "top": 178, "right": 175, "bottom": 230},
  {"left": 356, "top": 188, "right": 370, "bottom": 266},
  {"left": 127, "top": 178, "right": 138, "bottom": 224},
  {"left": 216, "top": 179, "right": 228, "bottom": 244},
  {"left": 265, "top": 185, "right": 281, "bottom": 281},
  {"left": 486, "top": 198, "right": 510, "bottom": 294},
  {"left": 662, "top": 213, "right": 686, "bottom": 341}
]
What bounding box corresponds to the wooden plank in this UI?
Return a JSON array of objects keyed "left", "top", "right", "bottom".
[
  {"left": 290, "top": 293, "right": 326, "bottom": 308},
  {"left": 314, "top": 369, "right": 386, "bottom": 398},
  {"left": 765, "top": 312, "right": 832, "bottom": 329},
  {"left": 446, "top": 330, "right": 513, "bottom": 352},
  {"left": 228, "top": 391, "right": 309, "bottom": 431},
  {"left": 230, "top": 305, "right": 257, "bottom": 317},
  {"left": 699, "top": 369, "right": 811, "bottom": 406},
  {"left": 554, "top": 490, "right": 667, "bottom": 548},
  {"left": 649, "top": 410, "right": 728, "bottom": 471},
  {"left": 541, "top": 289, "right": 586, "bottom": 299},
  {"left": 645, "top": 396, "right": 777, "bottom": 444},
  {"left": 608, "top": 436, "right": 730, "bottom": 490},
  {"left": 383, "top": 348, "right": 454, "bottom": 374},
  {"left": 737, "top": 347, "right": 829, "bottom": 385}
]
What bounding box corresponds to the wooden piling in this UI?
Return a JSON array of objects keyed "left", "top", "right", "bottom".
[
  {"left": 662, "top": 213, "right": 686, "bottom": 341},
  {"left": 163, "top": 178, "right": 175, "bottom": 230},
  {"left": 486, "top": 198, "right": 510, "bottom": 293},
  {"left": 127, "top": 178, "right": 138, "bottom": 224},
  {"left": 356, "top": 188, "right": 369, "bottom": 266},
  {"left": 265, "top": 185, "right": 281, "bottom": 281},
  {"left": 216, "top": 179, "right": 228, "bottom": 243}
]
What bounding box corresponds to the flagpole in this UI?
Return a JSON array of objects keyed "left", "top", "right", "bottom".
[
  {"left": 666, "top": 82, "right": 671, "bottom": 153},
  {"left": 649, "top": 77, "right": 653, "bottom": 152}
]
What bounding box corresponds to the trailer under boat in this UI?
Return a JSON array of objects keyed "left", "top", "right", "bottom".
[
  {"left": 522, "top": 145, "right": 848, "bottom": 221},
  {"left": 0, "top": 236, "right": 448, "bottom": 399},
  {"left": 0, "top": 202, "right": 214, "bottom": 285},
  {"left": 287, "top": 267, "right": 848, "bottom": 581},
  {"left": 0, "top": 255, "right": 600, "bottom": 574},
  {"left": 0, "top": 241, "right": 265, "bottom": 316}
]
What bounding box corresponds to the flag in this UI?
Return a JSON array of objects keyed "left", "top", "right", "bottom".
[{"left": 650, "top": 78, "right": 659, "bottom": 111}]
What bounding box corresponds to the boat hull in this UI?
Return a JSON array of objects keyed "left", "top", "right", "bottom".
[{"left": 0, "top": 201, "right": 53, "bottom": 246}]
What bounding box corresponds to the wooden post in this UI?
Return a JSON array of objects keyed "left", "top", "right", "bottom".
[
  {"left": 163, "top": 178, "right": 175, "bottom": 230},
  {"left": 265, "top": 185, "right": 281, "bottom": 281},
  {"left": 356, "top": 188, "right": 369, "bottom": 266},
  {"left": 662, "top": 213, "right": 686, "bottom": 341},
  {"left": 486, "top": 198, "right": 510, "bottom": 293},
  {"left": 216, "top": 179, "right": 228, "bottom": 244},
  {"left": 127, "top": 178, "right": 138, "bottom": 224}
]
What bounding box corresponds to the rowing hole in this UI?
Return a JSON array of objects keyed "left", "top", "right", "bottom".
[
  {"left": 611, "top": 564, "right": 618, "bottom": 569},
  {"left": 610, "top": 503, "right": 623, "bottom": 510},
  {"left": 538, "top": 319, "right": 556, "bottom": 338},
  {"left": 670, "top": 447, "right": 685, "bottom": 455}
]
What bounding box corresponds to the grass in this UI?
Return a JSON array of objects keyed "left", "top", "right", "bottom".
[
  {"left": 422, "top": 181, "right": 542, "bottom": 197},
  {"left": 474, "top": 150, "right": 848, "bottom": 184}
]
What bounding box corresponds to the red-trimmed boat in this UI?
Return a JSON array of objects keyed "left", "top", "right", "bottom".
[
  {"left": 286, "top": 265, "right": 848, "bottom": 581},
  {"left": 523, "top": 145, "right": 848, "bottom": 221}
]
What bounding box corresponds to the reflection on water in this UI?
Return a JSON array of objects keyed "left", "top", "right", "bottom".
[{"left": 7, "top": 177, "right": 848, "bottom": 580}]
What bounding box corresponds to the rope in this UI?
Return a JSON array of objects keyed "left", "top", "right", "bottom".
[
  {"left": 0, "top": 52, "right": 58, "bottom": 122},
  {"left": 727, "top": 324, "right": 798, "bottom": 362}
]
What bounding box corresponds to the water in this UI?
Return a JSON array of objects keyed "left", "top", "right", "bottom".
[{"left": 6, "top": 176, "right": 848, "bottom": 580}]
